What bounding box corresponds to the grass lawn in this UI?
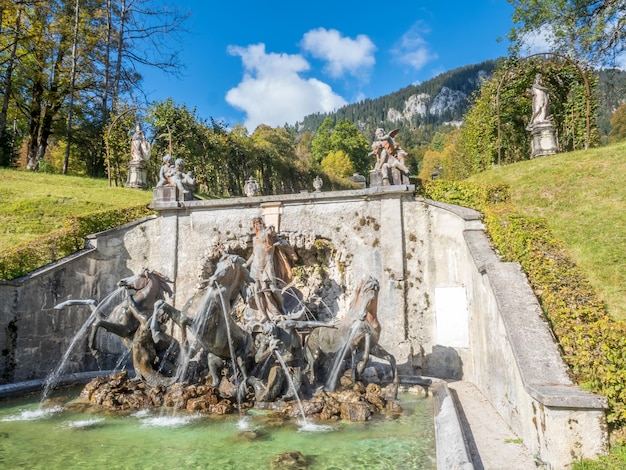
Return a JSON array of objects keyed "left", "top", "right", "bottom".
[
  {"left": 468, "top": 141, "right": 626, "bottom": 320},
  {"left": 0, "top": 169, "right": 153, "bottom": 248}
]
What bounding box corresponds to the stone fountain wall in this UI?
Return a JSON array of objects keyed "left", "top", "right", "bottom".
[
  {"left": 0, "top": 187, "right": 479, "bottom": 384},
  {"left": 144, "top": 186, "right": 485, "bottom": 379},
  {"left": 0, "top": 186, "right": 608, "bottom": 467}
]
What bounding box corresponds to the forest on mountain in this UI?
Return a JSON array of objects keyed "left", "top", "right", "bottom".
[{"left": 300, "top": 60, "right": 498, "bottom": 141}]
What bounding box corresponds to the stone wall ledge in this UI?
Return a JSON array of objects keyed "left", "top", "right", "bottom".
[
  {"left": 149, "top": 185, "right": 416, "bottom": 211},
  {"left": 464, "top": 229, "right": 608, "bottom": 412},
  {"left": 0, "top": 370, "right": 120, "bottom": 400},
  {"left": 400, "top": 375, "right": 474, "bottom": 470},
  {"left": 528, "top": 384, "right": 608, "bottom": 409}
]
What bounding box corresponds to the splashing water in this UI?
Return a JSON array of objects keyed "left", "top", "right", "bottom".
[
  {"left": 297, "top": 421, "right": 335, "bottom": 433},
  {"left": 273, "top": 350, "right": 309, "bottom": 426},
  {"left": 140, "top": 415, "right": 198, "bottom": 428},
  {"left": 1, "top": 405, "right": 63, "bottom": 422},
  {"left": 273, "top": 351, "right": 337, "bottom": 433},
  {"left": 325, "top": 320, "right": 360, "bottom": 391},
  {"left": 65, "top": 417, "right": 104, "bottom": 429},
  {"left": 215, "top": 284, "right": 244, "bottom": 415},
  {"left": 236, "top": 416, "right": 255, "bottom": 431},
  {"left": 42, "top": 287, "right": 128, "bottom": 403},
  {"left": 0, "top": 391, "right": 435, "bottom": 469},
  {"left": 40, "top": 312, "right": 97, "bottom": 403},
  {"left": 274, "top": 278, "right": 314, "bottom": 321},
  {"left": 131, "top": 409, "right": 152, "bottom": 418}
]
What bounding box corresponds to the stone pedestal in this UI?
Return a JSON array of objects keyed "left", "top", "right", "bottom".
[
  {"left": 369, "top": 168, "right": 410, "bottom": 187},
  {"left": 369, "top": 170, "right": 384, "bottom": 187},
  {"left": 153, "top": 186, "right": 194, "bottom": 203},
  {"left": 349, "top": 173, "right": 367, "bottom": 189},
  {"left": 529, "top": 122, "right": 557, "bottom": 158},
  {"left": 127, "top": 160, "right": 148, "bottom": 189}
]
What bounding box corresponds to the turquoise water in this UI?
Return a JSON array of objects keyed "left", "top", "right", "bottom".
[{"left": 0, "top": 391, "right": 435, "bottom": 470}]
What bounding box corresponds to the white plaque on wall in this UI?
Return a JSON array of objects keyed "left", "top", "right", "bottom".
[{"left": 435, "top": 286, "right": 469, "bottom": 348}]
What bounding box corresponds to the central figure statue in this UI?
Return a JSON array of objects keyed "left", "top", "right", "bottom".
[{"left": 246, "top": 217, "right": 298, "bottom": 322}]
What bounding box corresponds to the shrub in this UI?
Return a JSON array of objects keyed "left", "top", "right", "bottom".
[
  {"left": 0, "top": 205, "right": 153, "bottom": 280},
  {"left": 421, "top": 180, "right": 626, "bottom": 429}
]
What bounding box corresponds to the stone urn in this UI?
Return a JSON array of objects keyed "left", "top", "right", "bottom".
[
  {"left": 244, "top": 177, "right": 260, "bottom": 197},
  {"left": 313, "top": 176, "right": 323, "bottom": 192}
]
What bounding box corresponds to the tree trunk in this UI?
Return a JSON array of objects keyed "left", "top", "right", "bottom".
[
  {"left": 0, "top": 7, "right": 22, "bottom": 143},
  {"left": 62, "top": 0, "right": 80, "bottom": 175},
  {"left": 26, "top": 23, "right": 68, "bottom": 171}
]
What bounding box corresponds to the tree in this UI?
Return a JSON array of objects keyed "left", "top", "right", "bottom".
[
  {"left": 62, "top": 0, "right": 80, "bottom": 175},
  {"left": 311, "top": 118, "right": 335, "bottom": 166},
  {"left": 609, "top": 103, "right": 626, "bottom": 142},
  {"left": 508, "top": 0, "right": 626, "bottom": 66},
  {"left": 250, "top": 125, "right": 299, "bottom": 194},
  {"left": 311, "top": 118, "right": 370, "bottom": 176},
  {"left": 418, "top": 149, "right": 443, "bottom": 181},
  {"left": 0, "top": 0, "right": 188, "bottom": 173},
  {"left": 321, "top": 150, "right": 355, "bottom": 178},
  {"left": 0, "top": 3, "right": 24, "bottom": 166}
]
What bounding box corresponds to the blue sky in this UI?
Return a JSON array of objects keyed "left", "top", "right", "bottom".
[{"left": 139, "top": 1, "right": 519, "bottom": 131}]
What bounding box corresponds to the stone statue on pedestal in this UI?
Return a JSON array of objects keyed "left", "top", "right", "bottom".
[
  {"left": 527, "top": 74, "right": 557, "bottom": 158},
  {"left": 154, "top": 155, "right": 196, "bottom": 202},
  {"left": 369, "top": 128, "right": 410, "bottom": 187},
  {"left": 127, "top": 123, "right": 151, "bottom": 189}
]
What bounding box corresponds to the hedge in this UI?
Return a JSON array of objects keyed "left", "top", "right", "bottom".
[
  {"left": 0, "top": 205, "right": 153, "bottom": 281},
  {"left": 421, "top": 180, "right": 626, "bottom": 428}
]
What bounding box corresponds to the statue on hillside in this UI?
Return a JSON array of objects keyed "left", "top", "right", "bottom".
[
  {"left": 527, "top": 74, "right": 551, "bottom": 129},
  {"left": 156, "top": 154, "right": 174, "bottom": 187},
  {"left": 156, "top": 155, "right": 196, "bottom": 196},
  {"left": 526, "top": 73, "right": 558, "bottom": 158},
  {"left": 127, "top": 123, "right": 151, "bottom": 189},
  {"left": 130, "top": 123, "right": 151, "bottom": 162},
  {"left": 171, "top": 158, "right": 196, "bottom": 195}
]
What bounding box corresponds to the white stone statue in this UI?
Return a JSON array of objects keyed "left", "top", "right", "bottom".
[
  {"left": 130, "top": 123, "right": 151, "bottom": 162},
  {"left": 528, "top": 74, "right": 551, "bottom": 128}
]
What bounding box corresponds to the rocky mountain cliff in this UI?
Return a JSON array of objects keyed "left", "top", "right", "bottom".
[{"left": 299, "top": 61, "right": 497, "bottom": 145}]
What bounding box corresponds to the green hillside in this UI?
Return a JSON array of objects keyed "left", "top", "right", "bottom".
[
  {"left": 468, "top": 142, "right": 626, "bottom": 320},
  {"left": 0, "top": 169, "right": 152, "bottom": 249}
]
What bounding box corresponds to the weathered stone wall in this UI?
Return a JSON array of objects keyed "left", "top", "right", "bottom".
[
  {"left": 0, "top": 215, "right": 161, "bottom": 383},
  {"left": 1, "top": 188, "right": 475, "bottom": 383},
  {"left": 146, "top": 188, "right": 482, "bottom": 377}
]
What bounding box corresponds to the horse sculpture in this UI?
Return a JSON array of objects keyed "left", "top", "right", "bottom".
[
  {"left": 305, "top": 275, "right": 398, "bottom": 394},
  {"left": 153, "top": 254, "right": 255, "bottom": 392},
  {"left": 88, "top": 269, "right": 183, "bottom": 387}
]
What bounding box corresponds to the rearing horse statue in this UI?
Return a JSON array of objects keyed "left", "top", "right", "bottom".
[
  {"left": 88, "top": 269, "right": 184, "bottom": 387},
  {"left": 153, "top": 254, "right": 255, "bottom": 392},
  {"left": 305, "top": 275, "right": 399, "bottom": 394}
]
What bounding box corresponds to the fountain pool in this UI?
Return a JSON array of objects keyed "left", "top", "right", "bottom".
[{"left": 0, "top": 389, "right": 435, "bottom": 469}]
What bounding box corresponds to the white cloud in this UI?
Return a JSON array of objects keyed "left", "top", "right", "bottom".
[
  {"left": 393, "top": 23, "right": 437, "bottom": 70},
  {"left": 518, "top": 24, "right": 555, "bottom": 56},
  {"left": 300, "top": 27, "right": 376, "bottom": 78},
  {"left": 225, "top": 43, "right": 347, "bottom": 130}
]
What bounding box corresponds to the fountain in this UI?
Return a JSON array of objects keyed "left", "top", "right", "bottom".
[
  {"left": 67, "top": 243, "right": 401, "bottom": 421},
  {"left": 0, "top": 214, "right": 438, "bottom": 468},
  {"left": 2, "top": 127, "right": 612, "bottom": 468},
  {"left": 0, "top": 387, "right": 435, "bottom": 468}
]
